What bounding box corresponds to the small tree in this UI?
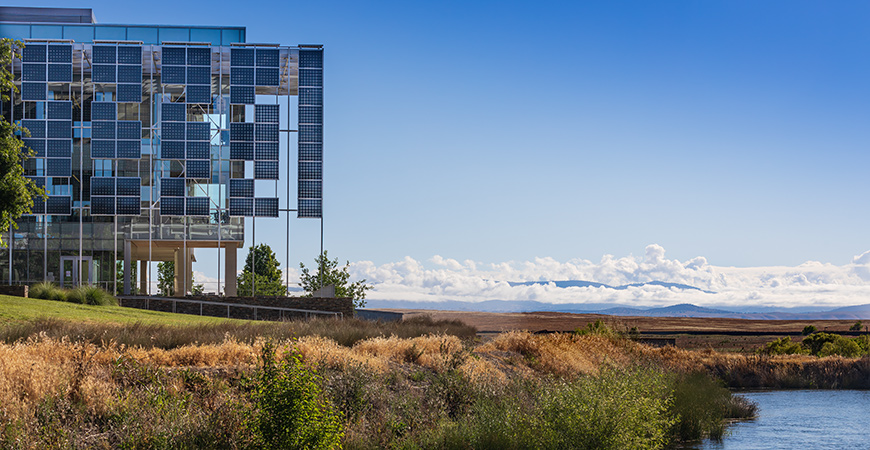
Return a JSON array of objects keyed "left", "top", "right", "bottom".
[
  {"left": 802, "top": 325, "right": 817, "bottom": 336},
  {"left": 850, "top": 321, "right": 863, "bottom": 332},
  {"left": 238, "top": 244, "right": 287, "bottom": 296},
  {"left": 0, "top": 39, "right": 45, "bottom": 247},
  {"left": 157, "top": 261, "right": 174, "bottom": 296},
  {"left": 115, "top": 261, "right": 138, "bottom": 295},
  {"left": 299, "top": 250, "right": 371, "bottom": 309}
]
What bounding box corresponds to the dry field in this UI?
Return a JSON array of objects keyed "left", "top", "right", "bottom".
[{"left": 390, "top": 309, "right": 866, "bottom": 352}]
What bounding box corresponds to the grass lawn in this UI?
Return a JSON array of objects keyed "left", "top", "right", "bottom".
[{"left": 0, "top": 294, "right": 245, "bottom": 326}]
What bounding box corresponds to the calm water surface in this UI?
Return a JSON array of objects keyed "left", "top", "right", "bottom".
[{"left": 701, "top": 390, "right": 870, "bottom": 450}]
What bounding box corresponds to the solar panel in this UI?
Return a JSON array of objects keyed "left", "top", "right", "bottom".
[
  {"left": 299, "top": 87, "right": 322, "bottom": 105},
  {"left": 92, "top": 121, "right": 115, "bottom": 139},
  {"left": 23, "top": 44, "right": 47, "bottom": 62},
  {"left": 230, "top": 123, "right": 254, "bottom": 141},
  {"left": 298, "top": 179, "right": 322, "bottom": 198},
  {"left": 299, "top": 161, "right": 322, "bottom": 180},
  {"left": 48, "top": 45, "right": 72, "bottom": 63},
  {"left": 116, "top": 177, "right": 141, "bottom": 196},
  {"left": 229, "top": 86, "right": 254, "bottom": 104},
  {"left": 160, "top": 197, "right": 185, "bottom": 216},
  {"left": 47, "top": 101, "right": 73, "bottom": 120},
  {"left": 187, "top": 47, "right": 211, "bottom": 66},
  {"left": 23, "top": 139, "right": 45, "bottom": 157},
  {"left": 162, "top": 47, "right": 186, "bottom": 65},
  {"left": 47, "top": 64, "right": 72, "bottom": 82},
  {"left": 90, "top": 196, "right": 115, "bottom": 215},
  {"left": 91, "top": 177, "right": 115, "bottom": 196},
  {"left": 186, "top": 122, "right": 210, "bottom": 141},
  {"left": 161, "top": 103, "right": 186, "bottom": 122},
  {"left": 21, "top": 120, "right": 46, "bottom": 138},
  {"left": 27, "top": 177, "right": 46, "bottom": 188},
  {"left": 116, "top": 140, "right": 141, "bottom": 159},
  {"left": 255, "top": 142, "right": 279, "bottom": 160},
  {"left": 117, "top": 121, "right": 141, "bottom": 140},
  {"left": 299, "top": 50, "right": 323, "bottom": 68},
  {"left": 299, "top": 106, "right": 322, "bottom": 124},
  {"left": 297, "top": 198, "right": 322, "bottom": 218},
  {"left": 46, "top": 158, "right": 71, "bottom": 177},
  {"left": 186, "top": 85, "right": 212, "bottom": 104},
  {"left": 117, "top": 46, "right": 142, "bottom": 65},
  {"left": 162, "top": 122, "right": 185, "bottom": 140},
  {"left": 117, "top": 64, "right": 142, "bottom": 83},
  {"left": 186, "top": 160, "right": 210, "bottom": 178},
  {"left": 91, "top": 140, "right": 115, "bottom": 158},
  {"left": 298, "top": 143, "right": 322, "bottom": 161},
  {"left": 160, "top": 178, "right": 185, "bottom": 197},
  {"left": 255, "top": 123, "right": 278, "bottom": 142},
  {"left": 186, "top": 141, "right": 209, "bottom": 160},
  {"left": 254, "top": 161, "right": 279, "bottom": 180},
  {"left": 116, "top": 196, "right": 141, "bottom": 215},
  {"left": 186, "top": 197, "right": 210, "bottom": 216},
  {"left": 161, "top": 141, "right": 185, "bottom": 159},
  {"left": 92, "top": 102, "right": 117, "bottom": 121},
  {"left": 230, "top": 67, "right": 254, "bottom": 85},
  {"left": 254, "top": 104, "right": 279, "bottom": 123},
  {"left": 92, "top": 46, "right": 116, "bottom": 64},
  {"left": 229, "top": 178, "right": 254, "bottom": 197},
  {"left": 230, "top": 48, "right": 254, "bottom": 67},
  {"left": 186, "top": 66, "right": 210, "bottom": 85},
  {"left": 46, "top": 140, "right": 71, "bottom": 157},
  {"left": 117, "top": 84, "right": 142, "bottom": 103},
  {"left": 47, "top": 121, "right": 72, "bottom": 139},
  {"left": 46, "top": 196, "right": 71, "bottom": 215},
  {"left": 255, "top": 68, "right": 279, "bottom": 86},
  {"left": 299, "top": 124, "right": 322, "bottom": 143},
  {"left": 161, "top": 65, "right": 185, "bottom": 84},
  {"left": 299, "top": 69, "right": 322, "bottom": 87},
  {"left": 255, "top": 49, "right": 279, "bottom": 67},
  {"left": 228, "top": 197, "right": 253, "bottom": 216},
  {"left": 23, "top": 63, "right": 46, "bottom": 81},
  {"left": 254, "top": 197, "right": 279, "bottom": 217},
  {"left": 92, "top": 64, "right": 116, "bottom": 83},
  {"left": 21, "top": 82, "right": 46, "bottom": 100},
  {"left": 30, "top": 195, "right": 46, "bottom": 215},
  {"left": 229, "top": 142, "right": 253, "bottom": 160}
]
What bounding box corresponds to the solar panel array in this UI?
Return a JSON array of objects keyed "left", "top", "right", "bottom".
[
  {"left": 89, "top": 177, "right": 142, "bottom": 216},
  {"left": 297, "top": 48, "right": 324, "bottom": 218}
]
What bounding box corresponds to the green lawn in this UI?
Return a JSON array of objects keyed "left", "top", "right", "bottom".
[{"left": 0, "top": 294, "right": 246, "bottom": 326}]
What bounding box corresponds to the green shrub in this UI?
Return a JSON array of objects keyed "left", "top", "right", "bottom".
[
  {"left": 29, "top": 282, "right": 66, "bottom": 301},
  {"left": 818, "top": 338, "right": 863, "bottom": 358},
  {"left": 802, "top": 325, "right": 817, "bottom": 336},
  {"left": 66, "top": 285, "right": 117, "bottom": 306},
  {"left": 246, "top": 342, "right": 343, "bottom": 449},
  {"left": 575, "top": 319, "right": 616, "bottom": 337},
  {"left": 850, "top": 321, "right": 863, "bottom": 332},
  {"left": 759, "top": 336, "right": 807, "bottom": 355},
  {"left": 669, "top": 372, "right": 730, "bottom": 441}
]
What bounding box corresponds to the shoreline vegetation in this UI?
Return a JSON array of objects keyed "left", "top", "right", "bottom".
[{"left": 0, "top": 298, "right": 867, "bottom": 448}]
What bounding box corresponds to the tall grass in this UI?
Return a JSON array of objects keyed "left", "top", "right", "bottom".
[
  {"left": 29, "top": 282, "right": 67, "bottom": 301},
  {"left": 29, "top": 283, "right": 117, "bottom": 306}
]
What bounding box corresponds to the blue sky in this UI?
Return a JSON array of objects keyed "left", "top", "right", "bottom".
[{"left": 18, "top": 1, "right": 870, "bottom": 298}]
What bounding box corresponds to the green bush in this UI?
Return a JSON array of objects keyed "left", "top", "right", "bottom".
[
  {"left": 850, "top": 321, "right": 863, "bottom": 332},
  {"left": 669, "top": 372, "right": 732, "bottom": 441},
  {"left": 802, "top": 325, "right": 817, "bottom": 336},
  {"left": 759, "top": 336, "right": 807, "bottom": 355},
  {"left": 818, "top": 338, "right": 863, "bottom": 358},
  {"left": 575, "top": 319, "right": 616, "bottom": 337},
  {"left": 66, "top": 285, "right": 117, "bottom": 306},
  {"left": 246, "top": 342, "right": 343, "bottom": 449},
  {"left": 29, "top": 282, "right": 67, "bottom": 301}
]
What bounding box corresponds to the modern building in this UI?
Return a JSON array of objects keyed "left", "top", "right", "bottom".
[{"left": 0, "top": 7, "right": 323, "bottom": 295}]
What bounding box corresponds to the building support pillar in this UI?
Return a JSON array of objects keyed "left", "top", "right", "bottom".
[
  {"left": 173, "top": 249, "right": 184, "bottom": 296},
  {"left": 123, "top": 240, "right": 131, "bottom": 295},
  {"left": 139, "top": 260, "right": 147, "bottom": 295},
  {"left": 225, "top": 244, "right": 237, "bottom": 297},
  {"left": 186, "top": 248, "right": 194, "bottom": 294}
]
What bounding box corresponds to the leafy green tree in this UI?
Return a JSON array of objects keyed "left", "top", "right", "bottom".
[
  {"left": 157, "top": 261, "right": 174, "bottom": 296},
  {"left": 299, "top": 250, "right": 371, "bottom": 309},
  {"left": 237, "top": 244, "right": 288, "bottom": 296},
  {"left": 850, "top": 321, "right": 863, "bottom": 332},
  {"left": 0, "top": 39, "right": 45, "bottom": 247},
  {"left": 115, "top": 261, "right": 138, "bottom": 295},
  {"left": 801, "top": 325, "right": 817, "bottom": 336}
]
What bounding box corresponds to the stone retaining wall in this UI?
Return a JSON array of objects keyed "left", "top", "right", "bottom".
[{"left": 0, "top": 285, "right": 28, "bottom": 297}]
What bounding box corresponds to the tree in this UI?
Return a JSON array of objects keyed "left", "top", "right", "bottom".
[
  {"left": 299, "top": 250, "right": 371, "bottom": 309},
  {"left": 237, "top": 244, "right": 287, "bottom": 296},
  {"left": 157, "top": 261, "right": 174, "bottom": 296},
  {"left": 115, "top": 261, "right": 138, "bottom": 295},
  {"left": 0, "top": 39, "right": 44, "bottom": 247},
  {"left": 802, "top": 325, "right": 817, "bottom": 336},
  {"left": 850, "top": 321, "right": 863, "bottom": 332}
]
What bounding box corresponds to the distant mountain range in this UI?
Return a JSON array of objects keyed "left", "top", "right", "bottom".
[{"left": 508, "top": 280, "right": 716, "bottom": 294}]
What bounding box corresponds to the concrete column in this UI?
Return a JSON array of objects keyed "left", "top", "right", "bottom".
[
  {"left": 225, "top": 244, "right": 237, "bottom": 296},
  {"left": 186, "top": 248, "right": 194, "bottom": 294},
  {"left": 173, "top": 249, "right": 184, "bottom": 296},
  {"left": 123, "top": 240, "right": 131, "bottom": 295},
  {"left": 139, "top": 260, "right": 147, "bottom": 295}
]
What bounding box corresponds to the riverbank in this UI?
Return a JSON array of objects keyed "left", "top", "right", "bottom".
[{"left": 1, "top": 318, "right": 756, "bottom": 449}]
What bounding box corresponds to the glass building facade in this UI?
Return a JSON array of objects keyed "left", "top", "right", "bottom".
[{"left": 0, "top": 7, "right": 323, "bottom": 295}]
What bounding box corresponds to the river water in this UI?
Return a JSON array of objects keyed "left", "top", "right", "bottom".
[{"left": 700, "top": 390, "right": 870, "bottom": 449}]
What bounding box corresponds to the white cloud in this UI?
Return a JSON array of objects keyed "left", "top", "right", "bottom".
[{"left": 348, "top": 244, "right": 870, "bottom": 309}]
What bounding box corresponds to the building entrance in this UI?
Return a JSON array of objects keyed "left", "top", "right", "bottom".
[{"left": 60, "top": 256, "right": 94, "bottom": 288}]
